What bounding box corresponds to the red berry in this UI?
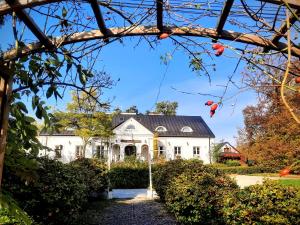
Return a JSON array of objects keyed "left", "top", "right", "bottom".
[
  {"left": 205, "top": 100, "right": 214, "bottom": 106},
  {"left": 215, "top": 46, "right": 225, "bottom": 56},
  {"left": 212, "top": 43, "right": 223, "bottom": 50},
  {"left": 210, "top": 110, "right": 215, "bottom": 117},
  {"left": 295, "top": 77, "right": 300, "bottom": 83},
  {"left": 211, "top": 104, "right": 218, "bottom": 111},
  {"left": 159, "top": 33, "right": 169, "bottom": 39}
]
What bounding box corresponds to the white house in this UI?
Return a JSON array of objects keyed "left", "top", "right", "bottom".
[{"left": 38, "top": 113, "right": 215, "bottom": 164}]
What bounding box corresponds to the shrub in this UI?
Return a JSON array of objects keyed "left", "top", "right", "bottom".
[
  {"left": 0, "top": 192, "right": 34, "bottom": 225},
  {"left": 3, "top": 158, "right": 89, "bottom": 225},
  {"left": 70, "top": 158, "right": 108, "bottom": 195},
  {"left": 215, "top": 165, "right": 276, "bottom": 174},
  {"left": 225, "top": 160, "right": 240, "bottom": 167},
  {"left": 165, "top": 171, "right": 238, "bottom": 225},
  {"left": 291, "top": 160, "right": 300, "bottom": 175},
  {"left": 153, "top": 159, "right": 225, "bottom": 202},
  {"left": 222, "top": 180, "right": 300, "bottom": 225},
  {"left": 109, "top": 160, "right": 149, "bottom": 188}
]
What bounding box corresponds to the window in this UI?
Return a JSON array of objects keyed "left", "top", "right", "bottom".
[
  {"left": 126, "top": 124, "right": 135, "bottom": 130},
  {"left": 54, "top": 145, "right": 63, "bottom": 159},
  {"left": 193, "top": 146, "right": 200, "bottom": 158},
  {"left": 155, "top": 126, "right": 167, "bottom": 132},
  {"left": 224, "top": 147, "right": 230, "bottom": 152},
  {"left": 181, "top": 126, "right": 193, "bottom": 132},
  {"left": 95, "top": 145, "right": 106, "bottom": 159},
  {"left": 75, "top": 145, "right": 84, "bottom": 158},
  {"left": 174, "top": 146, "right": 181, "bottom": 158},
  {"left": 159, "top": 146, "right": 165, "bottom": 156}
]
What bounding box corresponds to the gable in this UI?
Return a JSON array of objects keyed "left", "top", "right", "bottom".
[{"left": 113, "top": 117, "right": 153, "bottom": 136}]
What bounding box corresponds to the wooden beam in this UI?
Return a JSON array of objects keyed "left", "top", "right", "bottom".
[
  {"left": 216, "top": 0, "right": 234, "bottom": 34},
  {"left": 3, "top": 26, "right": 300, "bottom": 61},
  {"left": 0, "top": 63, "right": 13, "bottom": 188},
  {"left": 90, "top": 0, "right": 110, "bottom": 38},
  {"left": 157, "top": 0, "right": 163, "bottom": 32},
  {"left": 260, "top": 0, "right": 300, "bottom": 10},
  {"left": 0, "top": 0, "right": 60, "bottom": 15},
  {"left": 5, "top": 0, "right": 54, "bottom": 49}
]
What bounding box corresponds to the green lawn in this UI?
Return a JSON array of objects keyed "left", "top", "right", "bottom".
[{"left": 278, "top": 179, "right": 300, "bottom": 187}]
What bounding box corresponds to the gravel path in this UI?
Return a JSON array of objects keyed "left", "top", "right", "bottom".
[{"left": 97, "top": 198, "right": 177, "bottom": 225}]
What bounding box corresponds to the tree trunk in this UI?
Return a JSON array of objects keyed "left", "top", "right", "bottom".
[{"left": 0, "top": 64, "right": 13, "bottom": 188}]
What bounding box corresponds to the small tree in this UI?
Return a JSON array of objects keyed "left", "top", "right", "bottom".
[
  {"left": 55, "top": 91, "right": 113, "bottom": 157},
  {"left": 125, "top": 105, "right": 138, "bottom": 114},
  {"left": 155, "top": 101, "right": 178, "bottom": 115}
]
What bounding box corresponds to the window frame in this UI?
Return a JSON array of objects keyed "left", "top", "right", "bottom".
[
  {"left": 75, "top": 145, "right": 84, "bottom": 158},
  {"left": 174, "top": 146, "right": 181, "bottom": 156},
  {"left": 193, "top": 146, "right": 200, "bottom": 157},
  {"left": 181, "top": 126, "right": 193, "bottom": 133},
  {"left": 54, "top": 145, "right": 63, "bottom": 159},
  {"left": 155, "top": 126, "right": 167, "bottom": 132}
]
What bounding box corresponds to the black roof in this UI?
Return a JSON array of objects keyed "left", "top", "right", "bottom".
[
  {"left": 39, "top": 129, "right": 75, "bottom": 136},
  {"left": 40, "top": 114, "right": 215, "bottom": 138},
  {"left": 113, "top": 114, "right": 215, "bottom": 138}
]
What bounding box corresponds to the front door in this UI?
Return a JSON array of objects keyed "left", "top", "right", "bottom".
[{"left": 125, "top": 145, "right": 136, "bottom": 156}]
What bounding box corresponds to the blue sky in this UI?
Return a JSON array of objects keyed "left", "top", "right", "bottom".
[{"left": 0, "top": 6, "right": 261, "bottom": 145}]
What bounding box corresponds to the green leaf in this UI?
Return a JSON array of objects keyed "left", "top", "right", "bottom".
[
  {"left": 66, "top": 62, "right": 72, "bottom": 74},
  {"left": 24, "top": 116, "right": 35, "bottom": 123},
  {"left": 16, "top": 102, "right": 28, "bottom": 113},
  {"left": 62, "top": 6, "right": 68, "bottom": 18},
  {"left": 46, "top": 86, "right": 54, "bottom": 98},
  {"left": 77, "top": 65, "right": 86, "bottom": 85}
]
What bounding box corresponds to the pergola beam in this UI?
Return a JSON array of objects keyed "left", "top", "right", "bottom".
[
  {"left": 216, "top": 0, "right": 234, "bottom": 34},
  {"left": 156, "top": 0, "right": 163, "bottom": 32},
  {"left": 3, "top": 26, "right": 300, "bottom": 61},
  {"left": 5, "top": 0, "right": 54, "bottom": 49},
  {"left": 90, "top": 0, "right": 110, "bottom": 38}
]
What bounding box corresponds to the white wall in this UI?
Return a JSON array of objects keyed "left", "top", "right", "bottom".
[
  {"left": 38, "top": 117, "right": 214, "bottom": 164},
  {"left": 38, "top": 135, "right": 109, "bottom": 163},
  {"left": 158, "top": 137, "right": 214, "bottom": 164}
]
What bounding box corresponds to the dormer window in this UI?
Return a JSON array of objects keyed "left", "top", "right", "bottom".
[
  {"left": 155, "top": 126, "right": 167, "bottom": 132},
  {"left": 181, "top": 126, "right": 193, "bottom": 132},
  {"left": 126, "top": 124, "right": 135, "bottom": 130}
]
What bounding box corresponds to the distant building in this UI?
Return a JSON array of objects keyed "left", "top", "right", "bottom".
[
  {"left": 214, "top": 142, "right": 245, "bottom": 163},
  {"left": 38, "top": 113, "right": 215, "bottom": 164}
]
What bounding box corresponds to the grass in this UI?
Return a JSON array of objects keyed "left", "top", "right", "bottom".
[{"left": 278, "top": 179, "right": 300, "bottom": 187}]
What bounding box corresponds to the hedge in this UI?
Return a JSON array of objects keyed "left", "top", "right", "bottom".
[
  {"left": 223, "top": 180, "right": 300, "bottom": 225},
  {"left": 215, "top": 165, "right": 277, "bottom": 174},
  {"left": 109, "top": 160, "right": 150, "bottom": 188},
  {"left": 166, "top": 171, "right": 238, "bottom": 225}
]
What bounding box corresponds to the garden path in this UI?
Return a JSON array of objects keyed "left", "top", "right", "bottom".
[{"left": 96, "top": 197, "right": 177, "bottom": 225}]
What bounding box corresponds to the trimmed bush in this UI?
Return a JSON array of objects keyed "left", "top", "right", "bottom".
[
  {"left": 225, "top": 160, "right": 240, "bottom": 167},
  {"left": 70, "top": 158, "right": 108, "bottom": 195},
  {"left": 109, "top": 160, "right": 149, "bottom": 188},
  {"left": 215, "top": 165, "right": 276, "bottom": 174},
  {"left": 153, "top": 159, "right": 226, "bottom": 202},
  {"left": 291, "top": 160, "right": 300, "bottom": 174},
  {"left": 3, "top": 158, "right": 90, "bottom": 225},
  {"left": 222, "top": 180, "right": 300, "bottom": 225},
  {"left": 165, "top": 171, "right": 238, "bottom": 225}
]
